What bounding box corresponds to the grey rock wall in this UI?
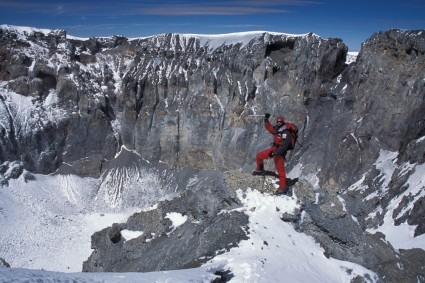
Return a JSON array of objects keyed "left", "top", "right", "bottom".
[{"left": 0, "top": 29, "right": 346, "bottom": 177}]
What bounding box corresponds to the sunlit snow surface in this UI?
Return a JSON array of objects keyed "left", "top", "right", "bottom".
[
  {"left": 183, "top": 30, "right": 313, "bottom": 51},
  {"left": 346, "top": 52, "right": 358, "bottom": 64},
  {"left": 0, "top": 174, "right": 377, "bottom": 282},
  {"left": 365, "top": 150, "right": 425, "bottom": 250},
  {"left": 206, "top": 189, "right": 376, "bottom": 283},
  {"left": 0, "top": 170, "right": 170, "bottom": 273}
]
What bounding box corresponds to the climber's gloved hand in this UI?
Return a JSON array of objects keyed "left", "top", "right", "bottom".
[{"left": 264, "top": 113, "right": 271, "bottom": 122}]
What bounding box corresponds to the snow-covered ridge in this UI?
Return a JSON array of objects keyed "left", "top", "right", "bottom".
[
  {"left": 346, "top": 52, "right": 358, "bottom": 64},
  {"left": 0, "top": 24, "right": 65, "bottom": 38},
  {"left": 1, "top": 24, "right": 318, "bottom": 48},
  {"left": 180, "top": 30, "right": 316, "bottom": 50}
]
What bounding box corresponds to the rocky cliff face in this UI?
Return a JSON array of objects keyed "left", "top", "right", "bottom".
[
  {"left": 0, "top": 27, "right": 347, "bottom": 177},
  {"left": 1, "top": 25, "right": 424, "bottom": 281}
]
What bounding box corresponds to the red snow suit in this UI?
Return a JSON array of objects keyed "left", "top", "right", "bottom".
[{"left": 256, "top": 117, "right": 291, "bottom": 190}]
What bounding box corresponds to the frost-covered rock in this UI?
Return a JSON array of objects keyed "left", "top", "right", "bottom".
[
  {"left": 83, "top": 170, "right": 249, "bottom": 272},
  {"left": 0, "top": 26, "right": 346, "bottom": 177}
]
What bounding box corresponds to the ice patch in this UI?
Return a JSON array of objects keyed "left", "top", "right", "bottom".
[
  {"left": 165, "top": 212, "right": 188, "bottom": 234},
  {"left": 367, "top": 162, "right": 425, "bottom": 250},
  {"left": 373, "top": 150, "right": 398, "bottom": 192},
  {"left": 416, "top": 135, "right": 425, "bottom": 143},
  {"left": 121, "top": 230, "right": 144, "bottom": 241},
  {"left": 346, "top": 52, "right": 358, "bottom": 64}
]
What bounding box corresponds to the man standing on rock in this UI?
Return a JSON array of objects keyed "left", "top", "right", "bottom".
[{"left": 252, "top": 113, "right": 291, "bottom": 195}]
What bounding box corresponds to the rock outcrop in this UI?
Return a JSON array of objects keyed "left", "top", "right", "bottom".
[
  {"left": 294, "top": 179, "right": 425, "bottom": 283},
  {"left": 83, "top": 170, "right": 249, "bottom": 272},
  {"left": 83, "top": 170, "right": 423, "bottom": 282}
]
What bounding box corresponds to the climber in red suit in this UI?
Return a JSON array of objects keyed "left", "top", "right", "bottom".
[{"left": 253, "top": 113, "right": 291, "bottom": 195}]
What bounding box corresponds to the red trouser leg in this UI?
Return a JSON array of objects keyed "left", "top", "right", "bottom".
[
  {"left": 274, "top": 155, "right": 286, "bottom": 189},
  {"left": 256, "top": 148, "right": 273, "bottom": 170}
]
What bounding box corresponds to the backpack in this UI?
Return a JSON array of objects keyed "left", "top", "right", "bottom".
[{"left": 285, "top": 122, "right": 298, "bottom": 150}]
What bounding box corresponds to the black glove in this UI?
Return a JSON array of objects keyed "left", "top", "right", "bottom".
[
  {"left": 268, "top": 151, "right": 274, "bottom": 157},
  {"left": 264, "top": 113, "right": 271, "bottom": 122}
]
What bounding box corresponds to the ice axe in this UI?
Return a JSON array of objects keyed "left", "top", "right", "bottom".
[
  {"left": 248, "top": 113, "right": 271, "bottom": 120},
  {"left": 248, "top": 113, "right": 270, "bottom": 118},
  {"left": 248, "top": 114, "right": 266, "bottom": 125}
]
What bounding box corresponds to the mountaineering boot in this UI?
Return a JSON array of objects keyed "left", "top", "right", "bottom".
[
  {"left": 252, "top": 169, "right": 265, "bottom": 176},
  {"left": 287, "top": 178, "right": 299, "bottom": 186},
  {"left": 252, "top": 164, "right": 265, "bottom": 176},
  {"left": 273, "top": 187, "right": 288, "bottom": 195},
  {"left": 276, "top": 178, "right": 298, "bottom": 186}
]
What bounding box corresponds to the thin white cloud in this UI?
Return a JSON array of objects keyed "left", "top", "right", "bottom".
[
  {"left": 132, "top": 0, "right": 322, "bottom": 16},
  {"left": 56, "top": 5, "right": 64, "bottom": 14},
  {"left": 231, "top": 0, "right": 322, "bottom": 6},
  {"left": 136, "top": 5, "right": 288, "bottom": 15},
  {"left": 0, "top": 0, "right": 320, "bottom": 17}
]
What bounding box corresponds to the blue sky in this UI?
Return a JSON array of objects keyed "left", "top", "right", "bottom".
[{"left": 1, "top": 0, "right": 424, "bottom": 51}]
